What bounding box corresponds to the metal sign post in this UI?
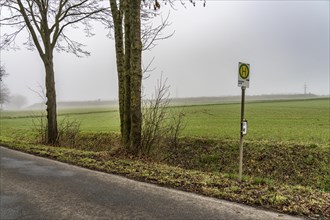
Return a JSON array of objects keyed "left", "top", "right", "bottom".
[
  {"left": 239, "top": 86, "right": 245, "bottom": 182},
  {"left": 238, "top": 62, "right": 250, "bottom": 182}
]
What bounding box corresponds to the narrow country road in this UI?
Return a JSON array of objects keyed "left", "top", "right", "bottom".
[{"left": 0, "top": 146, "right": 302, "bottom": 220}]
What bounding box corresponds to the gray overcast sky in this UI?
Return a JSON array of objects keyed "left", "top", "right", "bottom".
[{"left": 1, "top": 0, "right": 329, "bottom": 105}]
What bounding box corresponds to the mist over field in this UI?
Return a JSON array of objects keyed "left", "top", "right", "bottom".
[{"left": 1, "top": 1, "right": 329, "bottom": 109}]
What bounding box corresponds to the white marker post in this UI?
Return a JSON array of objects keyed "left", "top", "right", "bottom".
[{"left": 238, "top": 62, "right": 250, "bottom": 182}]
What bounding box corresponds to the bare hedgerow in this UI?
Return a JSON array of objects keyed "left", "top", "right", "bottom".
[
  {"left": 31, "top": 109, "right": 81, "bottom": 147},
  {"left": 30, "top": 85, "right": 48, "bottom": 144},
  {"left": 141, "top": 75, "right": 186, "bottom": 154},
  {"left": 31, "top": 109, "right": 48, "bottom": 144},
  {"left": 30, "top": 85, "right": 80, "bottom": 146},
  {"left": 57, "top": 117, "right": 81, "bottom": 147},
  {"left": 32, "top": 113, "right": 81, "bottom": 147},
  {"left": 167, "top": 110, "right": 186, "bottom": 151}
]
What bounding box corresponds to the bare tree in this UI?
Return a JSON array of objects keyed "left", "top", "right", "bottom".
[
  {"left": 109, "top": 0, "right": 174, "bottom": 154},
  {"left": 108, "top": 0, "right": 203, "bottom": 154},
  {"left": 0, "top": 85, "right": 10, "bottom": 106},
  {"left": 0, "top": 65, "right": 7, "bottom": 80},
  {"left": 0, "top": 0, "right": 109, "bottom": 144},
  {"left": 0, "top": 65, "right": 10, "bottom": 106}
]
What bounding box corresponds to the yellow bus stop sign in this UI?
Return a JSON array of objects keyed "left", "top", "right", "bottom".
[{"left": 238, "top": 62, "right": 250, "bottom": 88}]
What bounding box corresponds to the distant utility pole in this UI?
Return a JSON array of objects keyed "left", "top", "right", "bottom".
[{"left": 304, "top": 83, "right": 307, "bottom": 95}]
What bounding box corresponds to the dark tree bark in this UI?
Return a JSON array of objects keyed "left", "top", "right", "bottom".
[
  {"left": 44, "top": 57, "right": 58, "bottom": 144},
  {"left": 109, "top": 0, "right": 125, "bottom": 140},
  {"left": 129, "top": 0, "right": 143, "bottom": 152},
  {"left": 109, "top": 0, "right": 142, "bottom": 152},
  {"left": 109, "top": 0, "right": 142, "bottom": 153},
  {"left": 123, "top": 0, "right": 132, "bottom": 147},
  {"left": 109, "top": 0, "right": 132, "bottom": 147}
]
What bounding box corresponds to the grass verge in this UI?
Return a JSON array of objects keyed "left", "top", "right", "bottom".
[
  {"left": 0, "top": 137, "right": 329, "bottom": 219},
  {"left": 162, "top": 138, "right": 330, "bottom": 192}
]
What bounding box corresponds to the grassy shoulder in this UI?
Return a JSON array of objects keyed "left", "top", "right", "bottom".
[
  {"left": 1, "top": 136, "right": 329, "bottom": 219},
  {"left": 163, "top": 137, "right": 330, "bottom": 192}
]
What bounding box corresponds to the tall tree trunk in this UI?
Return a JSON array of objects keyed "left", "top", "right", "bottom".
[
  {"left": 109, "top": 0, "right": 143, "bottom": 153},
  {"left": 44, "top": 57, "right": 58, "bottom": 144},
  {"left": 129, "top": 0, "right": 143, "bottom": 153},
  {"left": 123, "top": 0, "right": 132, "bottom": 147},
  {"left": 109, "top": 0, "right": 125, "bottom": 141},
  {"left": 110, "top": 0, "right": 131, "bottom": 148},
  {"left": 42, "top": 9, "right": 58, "bottom": 145}
]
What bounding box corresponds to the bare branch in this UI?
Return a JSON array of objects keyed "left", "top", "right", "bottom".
[
  {"left": 141, "top": 10, "right": 174, "bottom": 51},
  {"left": 0, "top": 25, "right": 25, "bottom": 50},
  {"left": 15, "top": 0, "right": 45, "bottom": 57},
  {"left": 28, "top": 83, "right": 47, "bottom": 105},
  {"left": 142, "top": 56, "right": 156, "bottom": 79},
  {"left": 55, "top": 31, "right": 90, "bottom": 57},
  {"left": 1, "top": 0, "right": 111, "bottom": 57}
]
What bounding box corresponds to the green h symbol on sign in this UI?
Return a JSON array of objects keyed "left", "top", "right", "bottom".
[{"left": 239, "top": 64, "right": 249, "bottom": 79}]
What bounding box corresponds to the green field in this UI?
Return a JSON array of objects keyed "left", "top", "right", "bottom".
[
  {"left": 1, "top": 98, "right": 329, "bottom": 146},
  {"left": 181, "top": 98, "right": 330, "bottom": 145},
  {"left": 1, "top": 98, "right": 329, "bottom": 218}
]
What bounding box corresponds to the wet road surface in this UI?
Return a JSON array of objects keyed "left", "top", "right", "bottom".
[{"left": 0, "top": 146, "right": 302, "bottom": 220}]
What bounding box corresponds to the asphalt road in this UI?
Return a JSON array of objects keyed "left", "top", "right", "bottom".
[{"left": 0, "top": 146, "right": 302, "bottom": 220}]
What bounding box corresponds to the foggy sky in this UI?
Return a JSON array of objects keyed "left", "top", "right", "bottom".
[{"left": 1, "top": 1, "right": 329, "bottom": 106}]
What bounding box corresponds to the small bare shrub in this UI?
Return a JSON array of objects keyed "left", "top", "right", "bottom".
[
  {"left": 30, "top": 85, "right": 81, "bottom": 146},
  {"left": 30, "top": 85, "right": 48, "bottom": 143},
  {"left": 57, "top": 117, "right": 81, "bottom": 147},
  {"left": 167, "top": 110, "right": 186, "bottom": 150},
  {"left": 32, "top": 114, "right": 81, "bottom": 146},
  {"left": 32, "top": 110, "right": 48, "bottom": 144},
  {"left": 141, "top": 75, "right": 186, "bottom": 154}
]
